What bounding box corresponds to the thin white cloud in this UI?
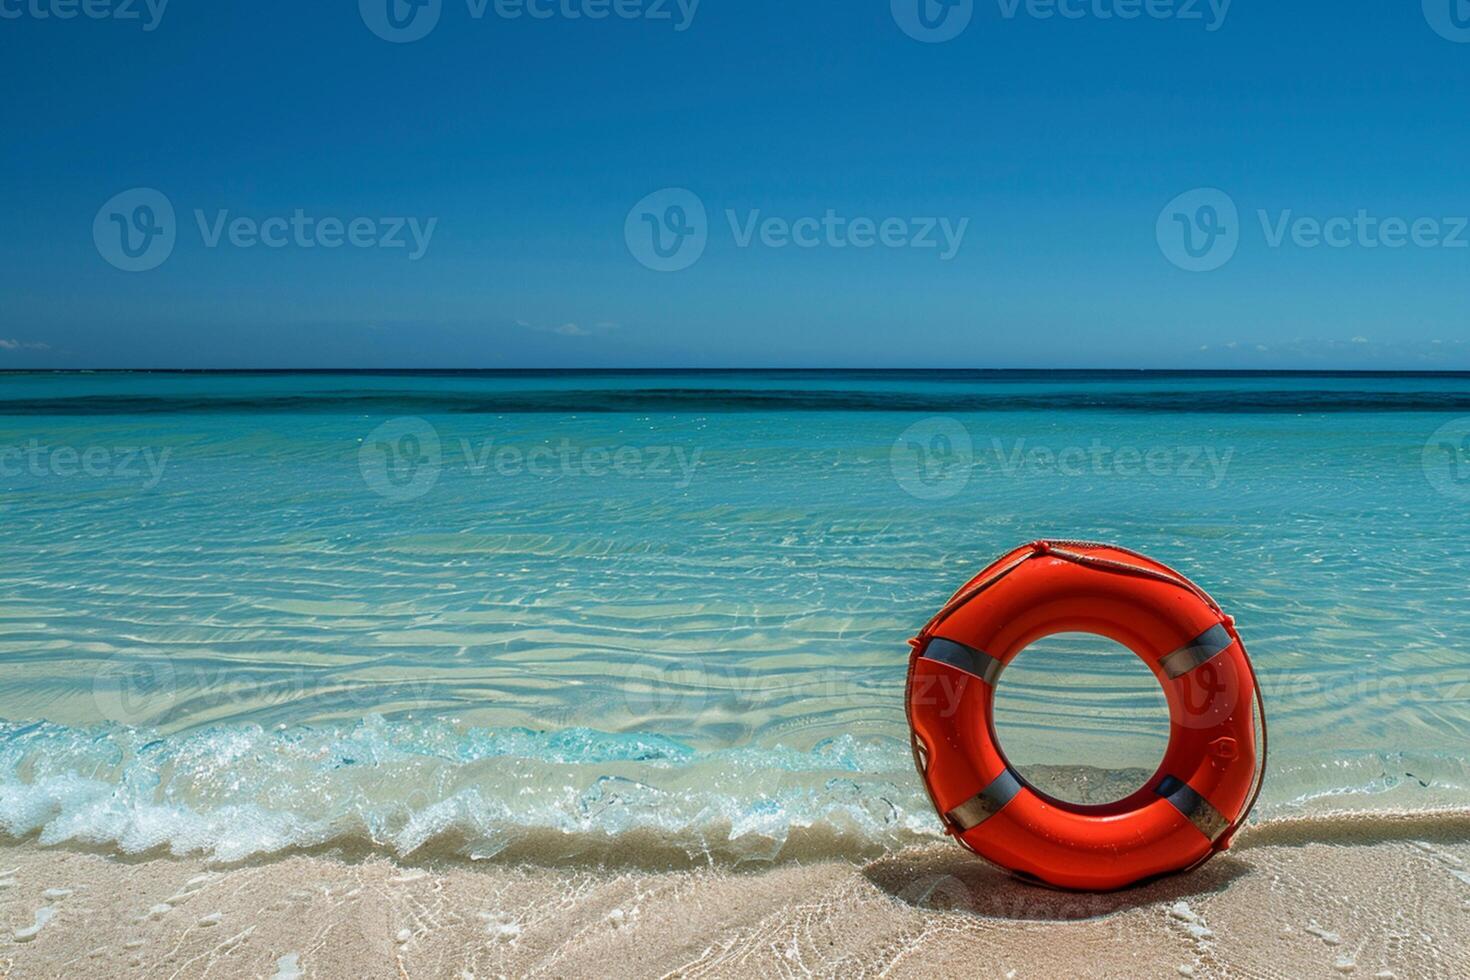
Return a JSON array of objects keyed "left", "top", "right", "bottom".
[
  {"left": 515, "top": 320, "right": 619, "bottom": 339},
  {"left": 0, "top": 339, "right": 50, "bottom": 351},
  {"left": 1200, "top": 337, "right": 1468, "bottom": 361}
]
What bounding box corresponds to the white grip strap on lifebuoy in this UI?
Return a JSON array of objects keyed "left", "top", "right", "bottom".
[
  {"left": 945, "top": 768, "right": 1023, "bottom": 832},
  {"left": 922, "top": 637, "right": 1005, "bottom": 685},
  {"left": 1159, "top": 623, "right": 1236, "bottom": 679},
  {"left": 1156, "top": 775, "right": 1231, "bottom": 842}
]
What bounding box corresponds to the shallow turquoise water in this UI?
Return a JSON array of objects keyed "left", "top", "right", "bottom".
[{"left": 1, "top": 371, "right": 1468, "bottom": 863}]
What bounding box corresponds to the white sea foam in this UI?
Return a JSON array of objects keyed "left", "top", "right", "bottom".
[
  {"left": 2, "top": 716, "right": 1465, "bottom": 867},
  {"left": 14, "top": 906, "right": 56, "bottom": 942},
  {"left": 0, "top": 717, "right": 936, "bottom": 864}
]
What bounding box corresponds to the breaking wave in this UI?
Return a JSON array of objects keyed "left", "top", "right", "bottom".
[{"left": 3, "top": 718, "right": 1466, "bottom": 868}]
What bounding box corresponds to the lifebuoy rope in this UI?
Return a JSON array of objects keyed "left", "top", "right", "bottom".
[{"left": 913, "top": 539, "right": 1269, "bottom": 861}]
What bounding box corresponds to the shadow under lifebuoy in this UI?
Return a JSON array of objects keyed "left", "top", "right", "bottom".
[{"left": 863, "top": 845, "right": 1251, "bottom": 922}]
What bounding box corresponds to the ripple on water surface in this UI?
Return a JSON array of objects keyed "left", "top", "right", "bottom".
[{"left": 2, "top": 372, "right": 1469, "bottom": 859}]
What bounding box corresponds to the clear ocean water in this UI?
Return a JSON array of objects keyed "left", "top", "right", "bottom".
[{"left": 1, "top": 370, "right": 1468, "bottom": 864}]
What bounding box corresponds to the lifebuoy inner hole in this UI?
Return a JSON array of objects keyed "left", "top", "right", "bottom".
[{"left": 989, "top": 632, "right": 1172, "bottom": 805}]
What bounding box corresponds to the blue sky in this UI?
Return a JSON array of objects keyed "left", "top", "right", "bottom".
[{"left": 2, "top": 1, "right": 1469, "bottom": 369}]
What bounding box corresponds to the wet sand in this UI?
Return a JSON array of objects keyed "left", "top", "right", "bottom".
[{"left": 2, "top": 813, "right": 1468, "bottom": 979}]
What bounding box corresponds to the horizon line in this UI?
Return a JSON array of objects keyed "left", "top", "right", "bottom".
[{"left": 5, "top": 367, "right": 1470, "bottom": 377}]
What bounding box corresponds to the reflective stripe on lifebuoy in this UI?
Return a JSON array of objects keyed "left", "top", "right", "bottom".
[{"left": 906, "top": 541, "right": 1265, "bottom": 892}]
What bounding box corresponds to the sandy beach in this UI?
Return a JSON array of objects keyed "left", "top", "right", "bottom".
[{"left": 2, "top": 812, "right": 1467, "bottom": 979}]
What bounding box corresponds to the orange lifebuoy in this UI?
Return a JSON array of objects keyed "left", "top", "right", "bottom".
[{"left": 906, "top": 541, "right": 1265, "bottom": 892}]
